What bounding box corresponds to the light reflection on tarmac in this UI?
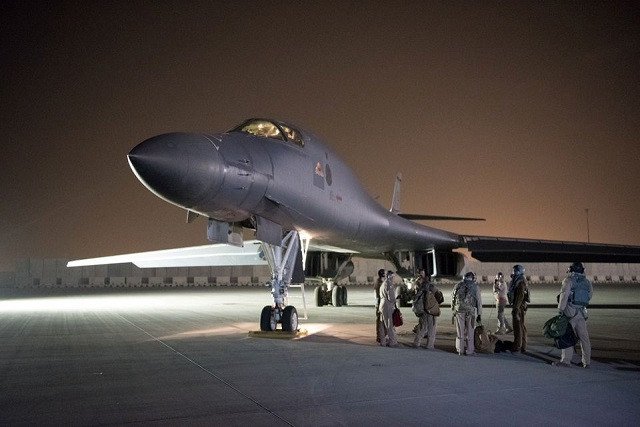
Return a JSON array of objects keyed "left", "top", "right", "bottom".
[{"left": 0, "top": 284, "right": 639, "bottom": 425}]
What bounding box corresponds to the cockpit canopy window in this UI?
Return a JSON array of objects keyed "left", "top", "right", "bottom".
[
  {"left": 231, "top": 119, "right": 304, "bottom": 147},
  {"left": 280, "top": 124, "right": 304, "bottom": 147}
]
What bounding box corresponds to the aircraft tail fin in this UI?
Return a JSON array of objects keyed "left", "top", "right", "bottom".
[
  {"left": 390, "top": 172, "right": 485, "bottom": 221},
  {"left": 390, "top": 172, "right": 402, "bottom": 213}
]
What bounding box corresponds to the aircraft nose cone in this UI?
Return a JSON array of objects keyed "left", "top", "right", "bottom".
[{"left": 128, "top": 133, "right": 224, "bottom": 209}]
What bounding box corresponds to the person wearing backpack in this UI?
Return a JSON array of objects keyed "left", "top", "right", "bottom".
[
  {"left": 451, "top": 271, "right": 482, "bottom": 356},
  {"left": 554, "top": 262, "right": 593, "bottom": 368},
  {"left": 509, "top": 264, "right": 529, "bottom": 353},
  {"left": 412, "top": 269, "right": 443, "bottom": 349}
]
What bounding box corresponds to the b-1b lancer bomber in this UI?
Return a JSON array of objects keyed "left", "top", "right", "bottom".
[{"left": 69, "top": 118, "right": 640, "bottom": 331}]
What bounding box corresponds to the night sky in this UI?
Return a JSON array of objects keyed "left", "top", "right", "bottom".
[{"left": 2, "top": 1, "right": 639, "bottom": 271}]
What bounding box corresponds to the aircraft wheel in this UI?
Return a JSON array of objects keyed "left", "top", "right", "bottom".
[
  {"left": 314, "top": 286, "right": 324, "bottom": 307},
  {"left": 341, "top": 286, "right": 348, "bottom": 306},
  {"left": 282, "top": 306, "right": 298, "bottom": 332},
  {"left": 331, "top": 286, "right": 342, "bottom": 307},
  {"left": 260, "top": 306, "right": 276, "bottom": 331}
]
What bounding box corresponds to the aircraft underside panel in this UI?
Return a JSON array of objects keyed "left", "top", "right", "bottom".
[{"left": 464, "top": 236, "right": 640, "bottom": 263}]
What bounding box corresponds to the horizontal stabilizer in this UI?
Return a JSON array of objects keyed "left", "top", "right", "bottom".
[
  {"left": 464, "top": 236, "right": 640, "bottom": 263},
  {"left": 400, "top": 213, "right": 485, "bottom": 221},
  {"left": 67, "top": 241, "right": 268, "bottom": 268}
]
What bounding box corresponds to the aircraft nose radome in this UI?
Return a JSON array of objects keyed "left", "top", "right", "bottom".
[{"left": 128, "top": 133, "right": 224, "bottom": 208}]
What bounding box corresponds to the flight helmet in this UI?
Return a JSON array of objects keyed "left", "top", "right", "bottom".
[
  {"left": 568, "top": 262, "right": 585, "bottom": 274},
  {"left": 464, "top": 271, "right": 476, "bottom": 282},
  {"left": 512, "top": 264, "right": 525, "bottom": 277}
]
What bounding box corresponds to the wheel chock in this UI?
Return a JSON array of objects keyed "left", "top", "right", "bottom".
[{"left": 248, "top": 329, "right": 308, "bottom": 339}]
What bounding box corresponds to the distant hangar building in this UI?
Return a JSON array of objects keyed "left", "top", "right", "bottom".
[{"left": 2, "top": 257, "right": 639, "bottom": 288}]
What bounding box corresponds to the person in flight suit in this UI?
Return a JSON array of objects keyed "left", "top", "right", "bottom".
[
  {"left": 451, "top": 272, "right": 482, "bottom": 355},
  {"left": 375, "top": 268, "right": 387, "bottom": 344},
  {"left": 493, "top": 272, "right": 513, "bottom": 334},
  {"left": 554, "top": 262, "right": 593, "bottom": 368},
  {"left": 509, "top": 264, "right": 529, "bottom": 353},
  {"left": 379, "top": 271, "right": 399, "bottom": 347}
]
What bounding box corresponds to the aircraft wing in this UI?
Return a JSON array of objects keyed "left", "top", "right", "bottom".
[
  {"left": 67, "top": 241, "right": 268, "bottom": 268},
  {"left": 306, "top": 242, "right": 359, "bottom": 254},
  {"left": 463, "top": 236, "right": 640, "bottom": 263}
]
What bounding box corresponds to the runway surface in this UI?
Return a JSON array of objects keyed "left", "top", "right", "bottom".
[{"left": 1, "top": 283, "right": 639, "bottom": 426}]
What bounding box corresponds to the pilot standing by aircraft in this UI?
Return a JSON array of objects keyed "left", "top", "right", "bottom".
[
  {"left": 508, "top": 265, "right": 529, "bottom": 353},
  {"left": 493, "top": 272, "right": 513, "bottom": 334},
  {"left": 554, "top": 262, "right": 593, "bottom": 368},
  {"left": 379, "top": 271, "right": 399, "bottom": 347},
  {"left": 375, "top": 268, "right": 387, "bottom": 344},
  {"left": 451, "top": 272, "right": 482, "bottom": 355},
  {"left": 412, "top": 269, "right": 442, "bottom": 349}
]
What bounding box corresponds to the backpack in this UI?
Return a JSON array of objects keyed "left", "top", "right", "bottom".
[
  {"left": 412, "top": 290, "right": 426, "bottom": 316},
  {"left": 425, "top": 289, "right": 441, "bottom": 316},
  {"left": 474, "top": 325, "right": 497, "bottom": 353},
  {"left": 454, "top": 282, "right": 477, "bottom": 313},
  {"left": 570, "top": 275, "right": 591, "bottom": 307}
]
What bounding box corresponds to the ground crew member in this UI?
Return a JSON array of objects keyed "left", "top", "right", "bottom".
[
  {"left": 374, "top": 268, "right": 386, "bottom": 344},
  {"left": 509, "top": 264, "right": 528, "bottom": 353},
  {"left": 412, "top": 269, "right": 441, "bottom": 349},
  {"left": 452, "top": 272, "right": 482, "bottom": 355},
  {"left": 379, "top": 271, "right": 399, "bottom": 347},
  {"left": 493, "top": 272, "right": 513, "bottom": 334},
  {"left": 554, "top": 262, "right": 593, "bottom": 368}
]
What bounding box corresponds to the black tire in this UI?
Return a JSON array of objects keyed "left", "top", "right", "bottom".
[
  {"left": 260, "top": 306, "right": 276, "bottom": 331},
  {"left": 314, "top": 286, "right": 324, "bottom": 307},
  {"left": 282, "top": 306, "right": 298, "bottom": 332},
  {"left": 331, "top": 286, "right": 342, "bottom": 307},
  {"left": 341, "top": 286, "right": 348, "bottom": 306}
]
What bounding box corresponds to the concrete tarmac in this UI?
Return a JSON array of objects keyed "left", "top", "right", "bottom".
[{"left": 1, "top": 283, "right": 639, "bottom": 426}]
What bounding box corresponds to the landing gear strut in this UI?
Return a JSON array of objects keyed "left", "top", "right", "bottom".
[{"left": 259, "top": 230, "right": 301, "bottom": 332}]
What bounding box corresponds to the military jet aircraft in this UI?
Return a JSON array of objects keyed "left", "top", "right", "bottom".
[{"left": 68, "top": 118, "right": 640, "bottom": 332}]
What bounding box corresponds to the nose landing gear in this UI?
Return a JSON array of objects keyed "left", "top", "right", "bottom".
[{"left": 259, "top": 230, "right": 301, "bottom": 332}]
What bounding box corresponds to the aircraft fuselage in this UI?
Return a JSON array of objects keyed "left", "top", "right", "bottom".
[{"left": 127, "top": 119, "right": 461, "bottom": 256}]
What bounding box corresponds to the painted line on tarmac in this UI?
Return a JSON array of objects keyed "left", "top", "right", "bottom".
[{"left": 117, "top": 313, "right": 294, "bottom": 426}]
